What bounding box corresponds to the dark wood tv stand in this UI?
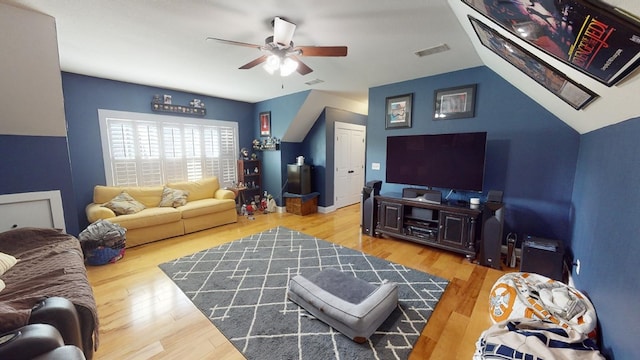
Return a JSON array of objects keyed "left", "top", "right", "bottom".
[{"left": 374, "top": 195, "right": 482, "bottom": 258}]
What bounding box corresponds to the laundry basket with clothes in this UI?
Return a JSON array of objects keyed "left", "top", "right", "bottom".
[{"left": 79, "top": 219, "right": 126, "bottom": 265}]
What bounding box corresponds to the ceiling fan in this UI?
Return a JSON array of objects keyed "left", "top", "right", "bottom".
[{"left": 207, "top": 17, "right": 347, "bottom": 76}]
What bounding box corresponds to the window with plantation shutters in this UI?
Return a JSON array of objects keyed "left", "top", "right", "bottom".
[{"left": 98, "top": 109, "right": 238, "bottom": 187}]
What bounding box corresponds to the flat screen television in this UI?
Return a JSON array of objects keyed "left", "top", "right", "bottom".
[{"left": 386, "top": 132, "right": 487, "bottom": 192}]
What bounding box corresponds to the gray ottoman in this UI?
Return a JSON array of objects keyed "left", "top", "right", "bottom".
[{"left": 288, "top": 267, "right": 398, "bottom": 343}]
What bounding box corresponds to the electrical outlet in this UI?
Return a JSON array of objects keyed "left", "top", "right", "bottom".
[{"left": 576, "top": 259, "right": 581, "bottom": 275}]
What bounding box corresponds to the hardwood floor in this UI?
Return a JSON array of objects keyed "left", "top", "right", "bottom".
[{"left": 87, "top": 204, "right": 508, "bottom": 359}]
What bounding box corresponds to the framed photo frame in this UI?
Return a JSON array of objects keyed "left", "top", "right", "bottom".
[
  {"left": 259, "top": 111, "right": 271, "bottom": 137},
  {"left": 469, "top": 16, "right": 598, "bottom": 110},
  {"left": 433, "top": 84, "right": 477, "bottom": 120},
  {"left": 385, "top": 93, "right": 412, "bottom": 129},
  {"left": 462, "top": 0, "right": 640, "bottom": 86}
]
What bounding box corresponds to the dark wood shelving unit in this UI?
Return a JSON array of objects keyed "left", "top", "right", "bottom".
[
  {"left": 375, "top": 195, "right": 482, "bottom": 258},
  {"left": 237, "top": 159, "right": 261, "bottom": 204}
]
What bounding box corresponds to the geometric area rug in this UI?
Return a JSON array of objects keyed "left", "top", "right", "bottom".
[{"left": 159, "top": 226, "right": 449, "bottom": 360}]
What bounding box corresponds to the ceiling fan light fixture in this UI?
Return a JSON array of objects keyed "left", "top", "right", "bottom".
[
  {"left": 273, "top": 17, "right": 296, "bottom": 47},
  {"left": 263, "top": 54, "right": 281, "bottom": 74},
  {"left": 280, "top": 57, "right": 298, "bottom": 76}
]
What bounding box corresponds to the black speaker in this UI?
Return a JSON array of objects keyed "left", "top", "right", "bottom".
[
  {"left": 487, "top": 190, "right": 504, "bottom": 203},
  {"left": 479, "top": 202, "right": 504, "bottom": 269},
  {"left": 362, "top": 180, "right": 382, "bottom": 236}
]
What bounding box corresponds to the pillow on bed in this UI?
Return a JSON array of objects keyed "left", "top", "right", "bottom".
[
  {"left": 158, "top": 187, "right": 189, "bottom": 208},
  {"left": 0, "top": 251, "right": 18, "bottom": 276},
  {"left": 102, "top": 191, "right": 146, "bottom": 215}
]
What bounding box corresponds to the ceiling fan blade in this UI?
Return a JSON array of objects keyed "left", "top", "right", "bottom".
[
  {"left": 273, "top": 17, "right": 296, "bottom": 47},
  {"left": 206, "top": 37, "right": 263, "bottom": 49},
  {"left": 291, "top": 56, "right": 313, "bottom": 75},
  {"left": 295, "top": 46, "right": 348, "bottom": 57},
  {"left": 239, "top": 55, "right": 269, "bottom": 69}
]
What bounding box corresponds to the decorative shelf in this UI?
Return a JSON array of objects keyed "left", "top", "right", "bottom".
[
  {"left": 253, "top": 144, "right": 280, "bottom": 151},
  {"left": 151, "top": 102, "right": 206, "bottom": 116}
]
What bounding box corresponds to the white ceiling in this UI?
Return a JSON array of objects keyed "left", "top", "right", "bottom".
[{"left": 2, "top": 0, "right": 640, "bottom": 134}]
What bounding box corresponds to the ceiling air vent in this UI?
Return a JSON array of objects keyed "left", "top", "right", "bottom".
[
  {"left": 415, "top": 43, "right": 450, "bottom": 57},
  {"left": 305, "top": 78, "right": 325, "bottom": 86}
]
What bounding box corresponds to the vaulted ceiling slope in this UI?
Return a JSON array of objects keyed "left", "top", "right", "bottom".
[
  {"left": 2, "top": 0, "right": 639, "bottom": 134},
  {"left": 450, "top": 0, "right": 640, "bottom": 134}
]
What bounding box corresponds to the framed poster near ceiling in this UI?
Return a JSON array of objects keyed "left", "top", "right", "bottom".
[
  {"left": 462, "top": 0, "right": 640, "bottom": 86},
  {"left": 469, "top": 16, "right": 598, "bottom": 110}
]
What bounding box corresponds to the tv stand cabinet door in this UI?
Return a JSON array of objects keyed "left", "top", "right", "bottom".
[
  {"left": 439, "top": 211, "right": 470, "bottom": 250},
  {"left": 378, "top": 201, "right": 403, "bottom": 234}
]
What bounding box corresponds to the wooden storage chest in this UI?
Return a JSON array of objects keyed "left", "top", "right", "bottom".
[{"left": 285, "top": 194, "right": 318, "bottom": 216}]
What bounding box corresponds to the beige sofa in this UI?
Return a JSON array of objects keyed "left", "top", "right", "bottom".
[{"left": 85, "top": 177, "right": 237, "bottom": 247}]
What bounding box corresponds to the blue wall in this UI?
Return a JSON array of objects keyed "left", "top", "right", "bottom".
[
  {"left": 301, "top": 110, "right": 327, "bottom": 204},
  {"left": 0, "top": 135, "right": 79, "bottom": 234},
  {"left": 366, "top": 66, "right": 580, "bottom": 243},
  {"left": 571, "top": 116, "right": 640, "bottom": 360},
  {"left": 253, "top": 91, "right": 310, "bottom": 206},
  {"left": 62, "top": 73, "right": 255, "bottom": 232},
  {"left": 304, "top": 107, "right": 367, "bottom": 207}
]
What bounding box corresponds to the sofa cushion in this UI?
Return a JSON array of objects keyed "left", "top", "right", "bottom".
[
  {"left": 167, "top": 177, "right": 218, "bottom": 201},
  {"left": 159, "top": 187, "right": 189, "bottom": 207},
  {"left": 102, "top": 192, "right": 146, "bottom": 215},
  {"left": 110, "top": 207, "right": 182, "bottom": 229},
  {"left": 94, "top": 185, "right": 164, "bottom": 208},
  {"left": 178, "top": 198, "right": 236, "bottom": 219}
]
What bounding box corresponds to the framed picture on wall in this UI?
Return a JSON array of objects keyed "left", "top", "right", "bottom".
[
  {"left": 462, "top": 0, "right": 640, "bottom": 86},
  {"left": 385, "top": 93, "right": 412, "bottom": 129},
  {"left": 433, "top": 84, "right": 477, "bottom": 120},
  {"left": 469, "top": 16, "right": 598, "bottom": 110},
  {"left": 259, "top": 111, "right": 271, "bottom": 137}
]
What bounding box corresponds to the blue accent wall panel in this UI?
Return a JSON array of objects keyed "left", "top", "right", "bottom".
[
  {"left": 62, "top": 72, "right": 254, "bottom": 230},
  {"left": 302, "top": 110, "right": 327, "bottom": 205},
  {"left": 571, "top": 116, "right": 640, "bottom": 360},
  {"left": 253, "top": 91, "right": 310, "bottom": 206},
  {"left": 317, "top": 108, "right": 367, "bottom": 207},
  {"left": 0, "top": 134, "right": 79, "bottom": 234},
  {"left": 366, "top": 66, "right": 580, "bottom": 242}
]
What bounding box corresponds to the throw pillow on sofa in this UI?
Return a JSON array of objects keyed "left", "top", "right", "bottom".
[
  {"left": 102, "top": 191, "right": 146, "bottom": 215},
  {"left": 159, "top": 187, "right": 189, "bottom": 208},
  {"left": 0, "top": 251, "right": 18, "bottom": 276}
]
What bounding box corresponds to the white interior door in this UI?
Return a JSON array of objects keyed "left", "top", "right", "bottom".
[{"left": 334, "top": 122, "right": 366, "bottom": 209}]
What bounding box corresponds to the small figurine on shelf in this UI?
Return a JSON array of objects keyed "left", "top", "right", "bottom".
[
  {"left": 252, "top": 139, "right": 261, "bottom": 150},
  {"left": 240, "top": 147, "right": 250, "bottom": 160},
  {"left": 190, "top": 99, "right": 204, "bottom": 108},
  {"left": 251, "top": 153, "right": 258, "bottom": 160}
]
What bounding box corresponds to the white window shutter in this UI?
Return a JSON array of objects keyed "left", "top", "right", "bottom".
[{"left": 99, "top": 110, "right": 238, "bottom": 187}]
